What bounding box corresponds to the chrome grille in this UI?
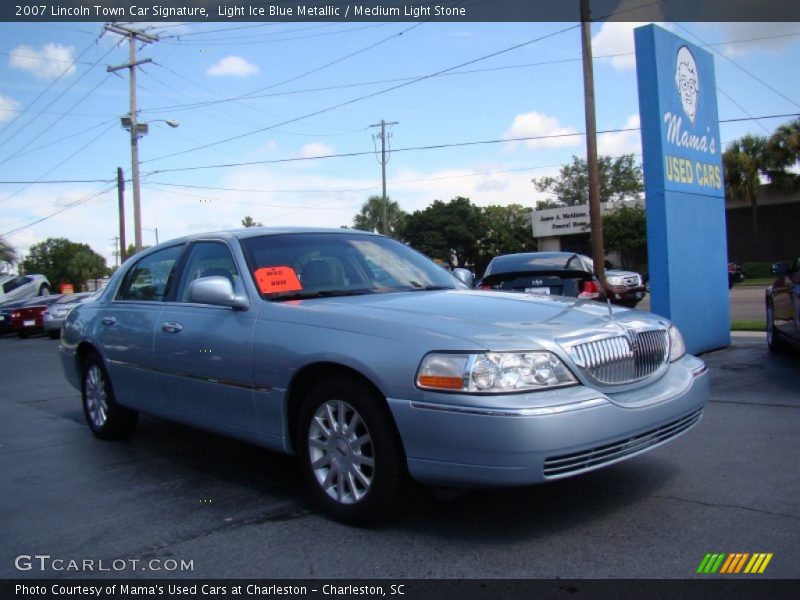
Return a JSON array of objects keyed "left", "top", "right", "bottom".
[
  {"left": 543, "top": 409, "right": 703, "bottom": 478},
  {"left": 566, "top": 328, "right": 669, "bottom": 385},
  {"left": 622, "top": 275, "right": 640, "bottom": 286}
]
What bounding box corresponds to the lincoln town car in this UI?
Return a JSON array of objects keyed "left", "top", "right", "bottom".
[{"left": 60, "top": 228, "right": 709, "bottom": 524}]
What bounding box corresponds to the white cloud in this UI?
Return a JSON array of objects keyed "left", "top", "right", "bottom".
[
  {"left": 206, "top": 55, "right": 260, "bottom": 77},
  {"left": 297, "top": 142, "right": 334, "bottom": 159},
  {"left": 598, "top": 114, "right": 642, "bottom": 156},
  {"left": 0, "top": 94, "right": 20, "bottom": 123},
  {"left": 9, "top": 43, "right": 76, "bottom": 79},
  {"left": 504, "top": 112, "right": 581, "bottom": 151}
]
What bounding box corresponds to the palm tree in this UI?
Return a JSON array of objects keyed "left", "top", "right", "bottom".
[
  {"left": 352, "top": 195, "right": 406, "bottom": 237},
  {"left": 723, "top": 135, "right": 768, "bottom": 257},
  {"left": 766, "top": 119, "right": 800, "bottom": 190},
  {"left": 0, "top": 236, "right": 16, "bottom": 272}
]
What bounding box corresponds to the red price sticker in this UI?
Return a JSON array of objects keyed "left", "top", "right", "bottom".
[{"left": 254, "top": 266, "right": 303, "bottom": 294}]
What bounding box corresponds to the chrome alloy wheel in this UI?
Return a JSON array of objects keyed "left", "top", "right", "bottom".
[
  {"left": 308, "top": 399, "right": 375, "bottom": 505},
  {"left": 85, "top": 364, "right": 109, "bottom": 429}
]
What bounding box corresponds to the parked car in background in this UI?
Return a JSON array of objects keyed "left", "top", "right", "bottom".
[
  {"left": 766, "top": 255, "right": 800, "bottom": 352},
  {"left": 10, "top": 295, "right": 62, "bottom": 338},
  {"left": 0, "top": 299, "right": 27, "bottom": 337},
  {"left": 728, "top": 262, "right": 745, "bottom": 289},
  {"left": 43, "top": 292, "right": 96, "bottom": 339},
  {"left": 60, "top": 229, "right": 707, "bottom": 525},
  {"left": 476, "top": 252, "right": 647, "bottom": 307},
  {"left": 0, "top": 274, "right": 50, "bottom": 304}
]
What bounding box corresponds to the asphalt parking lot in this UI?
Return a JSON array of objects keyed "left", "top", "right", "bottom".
[{"left": 0, "top": 331, "right": 798, "bottom": 580}]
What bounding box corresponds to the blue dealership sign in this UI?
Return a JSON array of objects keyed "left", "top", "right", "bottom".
[{"left": 635, "top": 25, "right": 730, "bottom": 353}]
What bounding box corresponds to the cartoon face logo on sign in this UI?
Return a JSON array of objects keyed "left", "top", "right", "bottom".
[{"left": 674, "top": 46, "right": 699, "bottom": 125}]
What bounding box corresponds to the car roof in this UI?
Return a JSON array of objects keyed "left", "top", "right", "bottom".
[{"left": 154, "top": 227, "right": 381, "bottom": 246}]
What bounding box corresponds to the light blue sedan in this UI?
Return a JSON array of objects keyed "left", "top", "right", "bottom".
[{"left": 60, "top": 228, "right": 709, "bottom": 524}]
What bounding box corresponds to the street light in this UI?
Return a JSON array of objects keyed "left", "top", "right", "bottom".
[{"left": 120, "top": 117, "right": 178, "bottom": 252}]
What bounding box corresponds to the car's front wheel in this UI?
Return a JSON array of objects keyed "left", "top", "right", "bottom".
[
  {"left": 82, "top": 353, "right": 138, "bottom": 439},
  {"left": 296, "top": 376, "right": 407, "bottom": 525}
]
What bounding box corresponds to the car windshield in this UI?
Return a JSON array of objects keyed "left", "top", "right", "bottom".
[
  {"left": 240, "top": 232, "right": 464, "bottom": 301},
  {"left": 490, "top": 253, "right": 591, "bottom": 275}
]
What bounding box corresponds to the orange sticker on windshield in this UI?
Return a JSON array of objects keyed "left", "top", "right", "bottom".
[{"left": 255, "top": 266, "right": 302, "bottom": 294}]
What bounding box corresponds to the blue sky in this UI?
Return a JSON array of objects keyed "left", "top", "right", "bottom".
[{"left": 1, "top": 19, "right": 799, "bottom": 267}]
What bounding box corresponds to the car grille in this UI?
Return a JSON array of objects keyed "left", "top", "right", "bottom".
[
  {"left": 566, "top": 329, "right": 669, "bottom": 385},
  {"left": 543, "top": 408, "right": 703, "bottom": 478},
  {"left": 621, "top": 275, "right": 640, "bottom": 286}
]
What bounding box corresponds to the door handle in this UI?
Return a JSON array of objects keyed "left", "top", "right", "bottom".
[
  {"left": 161, "top": 321, "right": 183, "bottom": 333},
  {"left": 101, "top": 316, "right": 116, "bottom": 325}
]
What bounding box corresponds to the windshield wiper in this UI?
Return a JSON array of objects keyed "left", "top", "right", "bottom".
[
  {"left": 404, "top": 285, "right": 452, "bottom": 292},
  {"left": 269, "top": 289, "right": 376, "bottom": 302}
]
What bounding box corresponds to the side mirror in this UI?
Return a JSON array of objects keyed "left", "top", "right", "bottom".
[
  {"left": 452, "top": 268, "right": 475, "bottom": 287},
  {"left": 771, "top": 262, "right": 789, "bottom": 275},
  {"left": 188, "top": 276, "right": 248, "bottom": 310}
]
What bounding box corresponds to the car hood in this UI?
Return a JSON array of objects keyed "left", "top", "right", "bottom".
[{"left": 267, "top": 289, "right": 668, "bottom": 351}]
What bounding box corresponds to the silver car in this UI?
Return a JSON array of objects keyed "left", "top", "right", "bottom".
[
  {"left": 43, "top": 292, "right": 96, "bottom": 339},
  {"left": 60, "top": 229, "right": 709, "bottom": 524}
]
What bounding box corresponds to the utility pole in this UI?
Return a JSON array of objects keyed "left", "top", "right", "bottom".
[
  {"left": 116, "top": 167, "right": 126, "bottom": 263},
  {"left": 105, "top": 23, "right": 157, "bottom": 253},
  {"left": 580, "top": 0, "right": 606, "bottom": 288},
  {"left": 111, "top": 237, "right": 120, "bottom": 267},
  {"left": 369, "top": 119, "right": 398, "bottom": 235}
]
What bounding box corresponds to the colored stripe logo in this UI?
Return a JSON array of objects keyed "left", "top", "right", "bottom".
[{"left": 697, "top": 553, "right": 773, "bottom": 574}]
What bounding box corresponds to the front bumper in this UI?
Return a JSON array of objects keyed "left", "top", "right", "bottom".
[{"left": 388, "top": 355, "right": 709, "bottom": 487}]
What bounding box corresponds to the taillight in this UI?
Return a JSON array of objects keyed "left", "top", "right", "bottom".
[
  {"left": 479, "top": 284, "right": 493, "bottom": 290},
  {"left": 11, "top": 312, "right": 20, "bottom": 318},
  {"left": 578, "top": 280, "right": 600, "bottom": 299}
]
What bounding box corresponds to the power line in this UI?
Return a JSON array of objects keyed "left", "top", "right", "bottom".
[
  {"left": 0, "top": 121, "right": 117, "bottom": 205},
  {"left": 142, "top": 24, "right": 581, "bottom": 165},
  {"left": 0, "top": 73, "right": 114, "bottom": 165},
  {"left": 141, "top": 113, "right": 799, "bottom": 177},
  {"left": 0, "top": 178, "right": 114, "bottom": 185},
  {"left": 1, "top": 183, "right": 115, "bottom": 236},
  {"left": 0, "top": 34, "right": 105, "bottom": 142},
  {"left": 673, "top": 23, "right": 800, "bottom": 110},
  {"left": 0, "top": 118, "right": 118, "bottom": 164}
]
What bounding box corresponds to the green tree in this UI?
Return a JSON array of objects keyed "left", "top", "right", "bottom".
[
  {"left": 602, "top": 205, "right": 647, "bottom": 269},
  {"left": 765, "top": 118, "right": 800, "bottom": 190},
  {"left": 21, "top": 238, "right": 107, "bottom": 292},
  {"left": 0, "top": 235, "right": 16, "bottom": 272},
  {"left": 532, "top": 154, "right": 643, "bottom": 206},
  {"left": 241, "top": 215, "right": 263, "bottom": 228},
  {"left": 400, "top": 197, "right": 484, "bottom": 268},
  {"left": 477, "top": 204, "right": 536, "bottom": 273},
  {"left": 352, "top": 195, "right": 406, "bottom": 237},
  {"left": 723, "top": 135, "right": 768, "bottom": 256},
  {"left": 125, "top": 244, "right": 151, "bottom": 260}
]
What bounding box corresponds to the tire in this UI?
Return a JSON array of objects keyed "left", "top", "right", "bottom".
[
  {"left": 81, "top": 352, "right": 138, "bottom": 440},
  {"left": 766, "top": 301, "right": 787, "bottom": 353},
  {"left": 48, "top": 330, "right": 60, "bottom": 339},
  {"left": 296, "top": 376, "right": 407, "bottom": 526},
  {"left": 18, "top": 331, "right": 30, "bottom": 339},
  {"left": 38, "top": 284, "right": 50, "bottom": 297}
]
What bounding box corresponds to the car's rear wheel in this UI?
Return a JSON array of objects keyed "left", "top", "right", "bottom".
[
  {"left": 766, "top": 301, "right": 787, "bottom": 353},
  {"left": 48, "top": 330, "right": 60, "bottom": 339},
  {"left": 82, "top": 353, "right": 138, "bottom": 439},
  {"left": 296, "top": 376, "right": 407, "bottom": 525}
]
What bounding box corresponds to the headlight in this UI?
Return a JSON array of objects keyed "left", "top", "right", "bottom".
[
  {"left": 416, "top": 351, "right": 577, "bottom": 393},
  {"left": 669, "top": 325, "right": 686, "bottom": 362},
  {"left": 606, "top": 275, "right": 625, "bottom": 286}
]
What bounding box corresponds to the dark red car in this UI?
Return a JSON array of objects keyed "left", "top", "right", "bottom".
[
  {"left": 9, "top": 295, "right": 62, "bottom": 338},
  {"left": 766, "top": 255, "right": 800, "bottom": 352}
]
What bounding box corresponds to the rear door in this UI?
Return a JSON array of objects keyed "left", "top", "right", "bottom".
[{"left": 94, "top": 245, "right": 184, "bottom": 412}]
